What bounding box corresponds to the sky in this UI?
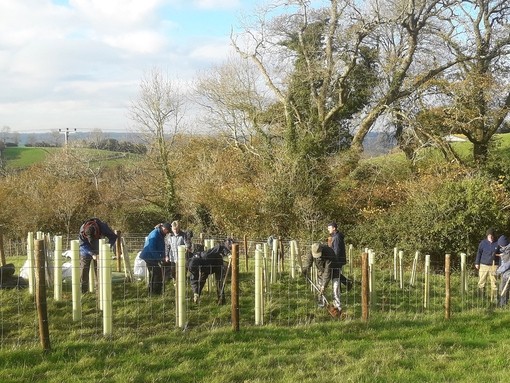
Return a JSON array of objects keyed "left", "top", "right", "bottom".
[{"left": 0, "top": 0, "right": 253, "bottom": 134}]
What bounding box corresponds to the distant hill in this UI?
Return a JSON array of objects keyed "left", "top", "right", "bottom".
[
  {"left": 4, "top": 130, "right": 395, "bottom": 154},
  {"left": 11, "top": 131, "right": 146, "bottom": 147}
]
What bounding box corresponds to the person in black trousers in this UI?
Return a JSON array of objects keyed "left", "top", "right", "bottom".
[{"left": 327, "top": 221, "right": 352, "bottom": 291}]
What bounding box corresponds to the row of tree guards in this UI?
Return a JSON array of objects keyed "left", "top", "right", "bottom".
[{"left": 20, "top": 232, "right": 460, "bottom": 353}]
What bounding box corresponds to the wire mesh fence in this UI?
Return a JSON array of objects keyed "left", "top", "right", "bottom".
[{"left": 1, "top": 235, "right": 508, "bottom": 350}]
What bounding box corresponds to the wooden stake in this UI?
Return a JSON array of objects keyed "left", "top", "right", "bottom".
[
  {"left": 231, "top": 243, "right": 240, "bottom": 331},
  {"left": 244, "top": 234, "right": 248, "bottom": 272},
  {"left": 35, "top": 239, "right": 51, "bottom": 352},
  {"left": 115, "top": 230, "right": 122, "bottom": 272},
  {"left": 0, "top": 227, "right": 6, "bottom": 266}
]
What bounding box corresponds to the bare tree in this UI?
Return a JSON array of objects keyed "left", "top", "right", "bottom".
[
  {"left": 0, "top": 126, "right": 10, "bottom": 144},
  {"left": 350, "top": 0, "right": 468, "bottom": 152},
  {"left": 232, "top": 0, "right": 379, "bottom": 157},
  {"left": 231, "top": 0, "right": 467, "bottom": 156},
  {"left": 431, "top": 0, "right": 510, "bottom": 163},
  {"left": 89, "top": 129, "right": 106, "bottom": 149},
  {"left": 194, "top": 55, "right": 273, "bottom": 158},
  {"left": 129, "top": 68, "right": 186, "bottom": 217}
]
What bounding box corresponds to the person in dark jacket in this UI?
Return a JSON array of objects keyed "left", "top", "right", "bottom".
[
  {"left": 301, "top": 243, "right": 342, "bottom": 314},
  {"left": 327, "top": 222, "right": 352, "bottom": 291},
  {"left": 79, "top": 218, "right": 118, "bottom": 294},
  {"left": 188, "top": 239, "right": 233, "bottom": 305},
  {"left": 475, "top": 228, "right": 499, "bottom": 299},
  {"left": 496, "top": 235, "right": 510, "bottom": 306},
  {"left": 139, "top": 222, "right": 172, "bottom": 295}
]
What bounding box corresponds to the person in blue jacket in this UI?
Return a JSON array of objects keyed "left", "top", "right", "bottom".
[
  {"left": 79, "top": 218, "right": 118, "bottom": 294},
  {"left": 475, "top": 228, "right": 500, "bottom": 300},
  {"left": 140, "top": 222, "right": 172, "bottom": 295}
]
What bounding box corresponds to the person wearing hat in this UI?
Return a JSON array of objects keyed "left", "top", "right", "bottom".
[
  {"left": 327, "top": 222, "right": 352, "bottom": 291},
  {"left": 140, "top": 222, "right": 172, "bottom": 295},
  {"left": 475, "top": 228, "right": 500, "bottom": 299},
  {"left": 496, "top": 235, "right": 510, "bottom": 306},
  {"left": 79, "top": 217, "right": 118, "bottom": 294},
  {"left": 301, "top": 242, "right": 342, "bottom": 314}
]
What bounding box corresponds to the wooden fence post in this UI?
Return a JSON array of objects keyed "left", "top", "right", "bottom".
[
  {"left": 244, "top": 234, "right": 248, "bottom": 272},
  {"left": 115, "top": 230, "right": 122, "bottom": 272},
  {"left": 231, "top": 243, "right": 240, "bottom": 331},
  {"left": 35, "top": 239, "right": 51, "bottom": 352},
  {"left": 0, "top": 226, "right": 6, "bottom": 266}
]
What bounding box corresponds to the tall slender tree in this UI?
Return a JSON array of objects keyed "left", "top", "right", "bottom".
[{"left": 129, "top": 68, "right": 185, "bottom": 218}]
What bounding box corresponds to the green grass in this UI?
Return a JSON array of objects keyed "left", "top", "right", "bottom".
[
  {"left": 3, "top": 133, "right": 510, "bottom": 171},
  {"left": 2, "top": 147, "right": 54, "bottom": 168},
  {"left": 1, "top": 253, "right": 510, "bottom": 382},
  {"left": 1, "top": 301, "right": 509, "bottom": 383},
  {"left": 1, "top": 147, "right": 141, "bottom": 169}
]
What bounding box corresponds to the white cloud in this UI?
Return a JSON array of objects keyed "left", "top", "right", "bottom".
[
  {"left": 193, "top": 0, "right": 241, "bottom": 10},
  {"left": 0, "top": 1, "right": 75, "bottom": 48},
  {"left": 0, "top": 0, "right": 249, "bottom": 132},
  {"left": 103, "top": 31, "right": 166, "bottom": 53},
  {"left": 189, "top": 39, "right": 233, "bottom": 61},
  {"left": 70, "top": 0, "right": 163, "bottom": 26}
]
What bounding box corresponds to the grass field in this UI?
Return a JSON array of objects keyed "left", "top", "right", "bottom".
[
  {"left": 1, "top": 147, "right": 54, "bottom": 168},
  {"left": 1, "top": 309, "right": 509, "bottom": 383},
  {"left": 3, "top": 133, "right": 510, "bottom": 171},
  {"left": 1, "top": 147, "right": 140, "bottom": 169},
  {"left": 1, "top": 253, "right": 510, "bottom": 383}
]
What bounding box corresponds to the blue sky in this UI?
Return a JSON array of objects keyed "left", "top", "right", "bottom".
[{"left": 0, "top": 0, "right": 253, "bottom": 133}]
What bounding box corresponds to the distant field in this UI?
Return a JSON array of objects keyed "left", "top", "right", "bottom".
[
  {"left": 2, "top": 133, "right": 509, "bottom": 170},
  {"left": 1, "top": 147, "right": 141, "bottom": 169},
  {"left": 2, "top": 147, "right": 54, "bottom": 168}
]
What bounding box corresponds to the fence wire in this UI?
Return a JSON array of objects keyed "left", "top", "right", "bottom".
[{"left": 1, "top": 237, "right": 508, "bottom": 350}]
